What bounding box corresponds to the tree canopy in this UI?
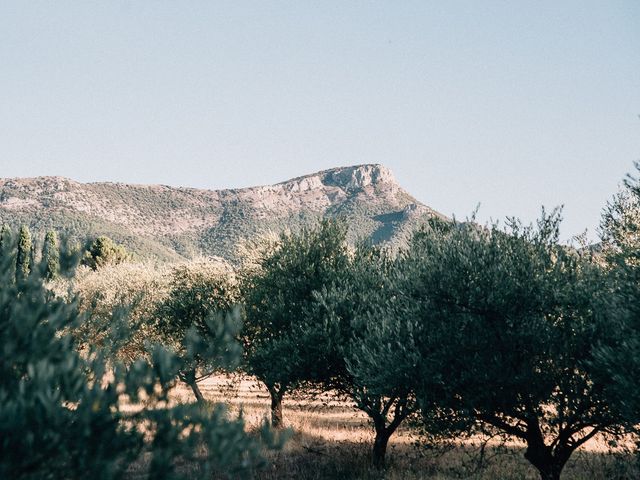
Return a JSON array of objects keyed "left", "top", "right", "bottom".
[
  {"left": 594, "top": 162, "right": 640, "bottom": 426},
  {"left": 388, "top": 213, "right": 628, "bottom": 480},
  {"left": 153, "top": 260, "right": 241, "bottom": 402},
  {"left": 242, "top": 220, "right": 350, "bottom": 428}
]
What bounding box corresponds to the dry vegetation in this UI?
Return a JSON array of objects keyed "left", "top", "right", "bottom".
[{"left": 125, "top": 376, "right": 639, "bottom": 480}]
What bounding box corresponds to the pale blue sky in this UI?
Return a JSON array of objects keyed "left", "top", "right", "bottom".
[{"left": 1, "top": 1, "right": 639, "bottom": 241}]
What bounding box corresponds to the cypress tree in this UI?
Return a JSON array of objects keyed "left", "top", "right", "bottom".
[
  {"left": 15, "top": 225, "right": 32, "bottom": 282},
  {"left": 0, "top": 224, "right": 11, "bottom": 256},
  {"left": 30, "top": 238, "right": 38, "bottom": 271},
  {"left": 42, "top": 230, "right": 60, "bottom": 280},
  {"left": 0, "top": 225, "right": 15, "bottom": 281}
]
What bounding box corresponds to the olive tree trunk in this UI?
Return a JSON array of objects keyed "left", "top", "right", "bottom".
[
  {"left": 268, "top": 386, "right": 286, "bottom": 429},
  {"left": 372, "top": 424, "right": 393, "bottom": 469},
  {"left": 179, "top": 369, "right": 205, "bottom": 404},
  {"left": 522, "top": 419, "right": 574, "bottom": 480}
]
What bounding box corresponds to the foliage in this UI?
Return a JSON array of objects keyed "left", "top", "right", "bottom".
[
  {"left": 16, "top": 224, "right": 32, "bottom": 281},
  {"left": 600, "top": 165, "right": 640, "bottom": 261},
  {"left": 153, "top": 259, "right": 241, "bottom": 401},
  {"left": 42, "top": 230, "right": 60, "bottom": 280},
  {"left": 70, "top": 262, "right": 172, "bottom": 363},
  {"left": 0, "top": 224, "right": 15, "bottom": 280},
  {"left": 234, "top": 230, "right": 282, "bottom": 276},
  {"left": 394, "top": 212, "right": 628, "bottom": 480},
  {"left": 0, "top": 240, "right": 277, "bottom": 480},
  {"left": 314, "top": 244, "right": 418, "bottom": 468},
  {"left": 595, "top": 162, "right": 640, "bottom": 425},
  {"left": 241, "top": 221, "right": 418, "bottom": 465},
  {"left": 241, "top": 219, "right": 350, "bottom": 427},
  {"left": 0, "top": 224, "right": 10, "bottom": 247},
  {"left": 82, "top": 235, "right": 131, "bottom": 270}
]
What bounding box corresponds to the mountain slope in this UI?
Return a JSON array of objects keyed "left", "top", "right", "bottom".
[{"left": 0, "top": 164, "right": 443, "bottom": 262}]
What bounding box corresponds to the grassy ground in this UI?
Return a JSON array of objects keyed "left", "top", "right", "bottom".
[{"left": 127, "top": 375, "right": 639, "bottom": 479}]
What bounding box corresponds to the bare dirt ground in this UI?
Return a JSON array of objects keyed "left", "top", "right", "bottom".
[{"left": 125, "top": 375, "right": 639, "bottom": 479}]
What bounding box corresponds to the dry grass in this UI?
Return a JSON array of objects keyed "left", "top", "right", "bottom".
[{"left": 126, "top": 375, "right": 639, "bottom": 479}]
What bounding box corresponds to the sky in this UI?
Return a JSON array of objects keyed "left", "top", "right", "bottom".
[{"left": 1, "top": 1, "right": 639, "bottom": 241}]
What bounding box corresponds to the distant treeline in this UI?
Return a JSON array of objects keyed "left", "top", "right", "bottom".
[{"left": 0, "top": 225, "right": 132, "bottom": 282}]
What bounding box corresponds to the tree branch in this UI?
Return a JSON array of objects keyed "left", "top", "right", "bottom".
[{"left": 476, "top": 413, "right": 528, "bottom": 440}]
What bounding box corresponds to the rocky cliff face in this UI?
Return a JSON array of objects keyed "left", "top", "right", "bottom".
[
  {"left": 0, "top": 164, "right": 442, "bottom": 262},
  {"left": 288, "top": 164, "right": 396, "bottom": 191}
]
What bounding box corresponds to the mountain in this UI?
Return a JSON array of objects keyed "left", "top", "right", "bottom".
[{"left": 0, "top": 164, "right": 443, "bottom": 262}]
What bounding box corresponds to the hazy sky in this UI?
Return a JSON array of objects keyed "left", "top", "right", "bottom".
[{"left": 1, "top": 1, "right": 639, "bottom": 241}]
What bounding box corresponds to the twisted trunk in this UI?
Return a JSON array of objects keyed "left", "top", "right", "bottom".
[
  {"left": 268, "top": 386, "right": 286, "bottom": 429},
  {"left": 522, "top": 419, "right": 573, "bottom": 480},
  {"left": 179, "top": 369, "right": 204, "bottom": 404},
  {"left": 525, "top": 448, "right": 569, "bottom": 480},
  {"left": 372, "top": 425, "right": 392, "bottom": 469},
  {"left": 476, "top": 414, "right": 597, "bottom": 480},
  {"left": 367, "top": 396, "right": 412, "bottom": 469}
]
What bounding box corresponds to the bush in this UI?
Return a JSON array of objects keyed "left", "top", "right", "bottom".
[
  {"left": 0, "top": 240, "right": 276, "bottom": 479},
  {"left": 70, "top": 261, "right": 172, "bottom": 363},
  {"left": 82, "top": 235, "right": 131, "bottom": 270}
]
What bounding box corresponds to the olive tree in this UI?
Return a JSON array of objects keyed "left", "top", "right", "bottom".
[
  {"left": 313, "top": 245, "right": 418, "bottom": 468},
  {"left": 402, "top": 213, "right": 627, "bottom": 480},
  {"left": 153, "top": 260, "right": 241, "bottom": 402},
  {"left": 71, "top": 262, "right": 171, "bottom": 363},
  {"left": 594, "top": 162, "right": 640, "bottom": 425},
  {"left": 241, "top": 220, "right": 350, "bottom": 428},
  {"left": 242, "top": 222, "right": 417, "bottom": 463}
]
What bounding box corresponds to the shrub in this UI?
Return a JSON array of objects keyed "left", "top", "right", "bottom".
[
  {"left": 82, "top": 235, "right": 131, "bottom": 270},
  {"left": 0, "top": 240, "right": 276, "bottom": 479}
]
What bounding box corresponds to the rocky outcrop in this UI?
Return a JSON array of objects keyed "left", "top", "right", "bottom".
[{"left": 279, "top": 164, "right": 396, "bottom": 192}]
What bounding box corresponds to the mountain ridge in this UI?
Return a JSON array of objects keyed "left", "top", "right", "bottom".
[
  {"left": 2, "top": 163, "right": 394, "bottom": 190},
  {"left": 0, "top": 164, "right": 442, "bottom": 262}
]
